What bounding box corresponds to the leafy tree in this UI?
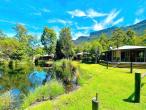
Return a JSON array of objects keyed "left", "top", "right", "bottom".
[
  {"left": 13, "top": 24, "right": 39, "bottom": 59},
  {"left": 55, "top": 40, "right": 64, "bottom": 59},
  {"left": 0, "top": 38, "right": 20, "bottom": 59},
  {"left": 141, "top": 30, "right": 146, "bottom": 45},
  {"left": 98, "top": 33, "right": 110, "bottom": 51},
  {"left": 124, "top": 29, "right": 136, "bottom": 45},
  {"left": 34, "top": 47, "right": 45, "bottom": 56},
  {"left": 58, "top": 27, "right": 74, "bottom": 58},
  {"left": 112, "top": 28, "right": 126, "bottom": 48},
  {"left": 41, "top": 27, "right": 57, "bottom": 55},
  {"left": 14, "top": 24, "right": 28, "bottom": 42}
]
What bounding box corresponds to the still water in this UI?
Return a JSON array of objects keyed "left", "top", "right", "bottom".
[{"left": 0, "top": 61, "right": 51, "bottom": 97}]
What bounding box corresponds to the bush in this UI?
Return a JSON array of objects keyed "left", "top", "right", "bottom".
[
  {"left": 0, "top": 91, "right": 11, "bottom": 110},
  {"left": 22, "top": 80, "right": 65, "bottom": 109},
  {"left": 53, "top": 59, "right": 79, "bottom": 84}
]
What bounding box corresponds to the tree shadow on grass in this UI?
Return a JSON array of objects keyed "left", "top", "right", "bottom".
[{"left": 123, "top": 82, "right": 146, "bottom": 103}]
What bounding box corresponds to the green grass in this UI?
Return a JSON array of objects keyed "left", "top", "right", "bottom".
[
  {"left": 28, "top": 62, "right": 146, "bottom": 110},
  {"left": 22, "top": 80, "right": 65, "bottom": 109}
]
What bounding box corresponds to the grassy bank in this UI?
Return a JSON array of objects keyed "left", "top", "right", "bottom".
[
  {"left": 22, "top": 80, "right": 65, "bottom": 109},
  {"left": 28, "top": 62, "right": 146, "bottom": 110}
]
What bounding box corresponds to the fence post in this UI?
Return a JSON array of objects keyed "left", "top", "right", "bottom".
[
  {"left": 107, "top": 61, "right": 109, "bottom": 69},
  {"left": 134, "top": 73, "right": 141, "bottom": 103},
  {"left": 92, "top": 93, "right": 99, "bottom": 110},
  {"left": 130, "top": 62, "right": 133, "bottom": 73}
]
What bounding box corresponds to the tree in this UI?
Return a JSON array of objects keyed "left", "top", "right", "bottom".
[
  {"left": 41, "top": 27, "right": 57, "bottom": 55},
  {"left": 13, "top": 24, "right": 36, "bottom": 59},
  {"left": 14, "top": 24, "right": 27, "bottom": 42},
  {"left": 112, "top": 28, "right": 126, "bottom": 48},
  {"left": 55, "top": 40, "right": 64, "bottom": 59},
  {"left": 0, "top": 38, "right": 20, "bottom": 59},
  {"left": 98, "top": 33, "right": 109, "bottom": 51},
  {"left": 58, "top": 27, "right": 74, "bottom": 59},
  {"left": 125, "top": 29, "right": 136, "bottom": 45}
]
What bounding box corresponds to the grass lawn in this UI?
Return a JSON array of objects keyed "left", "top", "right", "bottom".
[{"left": 27, "top": 62, "right": 146, "bottom": 110}]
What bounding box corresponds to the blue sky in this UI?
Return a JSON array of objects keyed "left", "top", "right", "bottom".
[{"left": 0, "top": 0, "right": 146, "bottom": 39}]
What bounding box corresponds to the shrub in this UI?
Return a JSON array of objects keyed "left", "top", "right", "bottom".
[
  {"left": 47, "top": 80, "right": 65, "bottom": 98},
  {"left": 22, "top": 80, "right": 64, "bottom": 109},
  {"left": 0, "top": 91, "right": 11, "bottom": 110},
  {"left": 53, "top": 59, "right": 79, "bottom": 84}
]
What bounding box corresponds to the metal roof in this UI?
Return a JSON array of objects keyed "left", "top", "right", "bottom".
[{"left": 112, "top": 45, "right": 146, "bottom": 50}]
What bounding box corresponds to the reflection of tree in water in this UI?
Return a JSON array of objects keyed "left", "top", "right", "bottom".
[{"left": 0, "top": 61, "right": 34, "bottom": 95}]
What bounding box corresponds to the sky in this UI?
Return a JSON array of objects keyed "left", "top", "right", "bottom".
[{"left": 0, "top": 0, "right": 146, "bottom": 40}]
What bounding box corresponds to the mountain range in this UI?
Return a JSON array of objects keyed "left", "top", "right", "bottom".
[{"left": 74, "top": 20, "right": 146, "bottom": 44}]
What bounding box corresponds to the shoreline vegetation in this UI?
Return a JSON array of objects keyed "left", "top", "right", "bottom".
[{"left": 22, "top": 59, "right": 81, "bottom": 109}]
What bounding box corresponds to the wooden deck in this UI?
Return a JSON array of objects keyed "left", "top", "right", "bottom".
[{"left": 100, "top": 61, "right": 146, "bottom": 68}]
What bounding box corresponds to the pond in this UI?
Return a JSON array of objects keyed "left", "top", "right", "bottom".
[
  {"left": 0, "top": 60, "right": 78, "bottom": 109},
  {"left": 0, "top": 61, "right": 52, "bottom": 103}
]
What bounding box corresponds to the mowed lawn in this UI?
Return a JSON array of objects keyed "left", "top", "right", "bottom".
[{"left": 28, "top": 62, "right": 146, "bottom": 110}]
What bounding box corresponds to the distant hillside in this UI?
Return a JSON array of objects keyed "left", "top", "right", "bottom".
[
  {"left": 74, "top": 20, "right": 146, "bottom": 44},
  {"left": 73, "top": 36, "right": 90, "bottom": 44},
  {"left": 90, "top": 26, "right": 117, "bottom": 38}
]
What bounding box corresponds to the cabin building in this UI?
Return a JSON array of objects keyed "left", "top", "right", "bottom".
[{"left": 101, "top": 46, "right": 146, "bottom": 63}]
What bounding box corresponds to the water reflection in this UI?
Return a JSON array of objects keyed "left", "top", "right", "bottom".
[
  {"left": 0, "top": 61, "right": 50, "bottom": 96},
  {"left": 29, "top": 71, "right": 47, "bottom": 86}
]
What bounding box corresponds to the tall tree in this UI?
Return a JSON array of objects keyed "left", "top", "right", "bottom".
[
  {"left": 58, "top": 27, "right": 74, "bottom": 58},
  {"left": 14, "top": 24, "right": 27, "bottom": 42},
  {"left": 13, "top": 24, "right": 35, "bottom": 59},
  {"left": 98, "top": 33, "right": 109, "bottom": 51},
  {"left": 112, "top": 28, "right": 126, "bottom": 48},
  {"left": 55, "top": 40, "right": 64, "bottom": 59},
  {"left": 41, "top": 27, "right": 57, "bottom": 55},
  {"left": 125, "top": 29, "right": 135, "bottom": 45}
]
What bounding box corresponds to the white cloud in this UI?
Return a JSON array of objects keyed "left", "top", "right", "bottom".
[
  {"left": 75, "top": 23, "right": 91, "bottom": 30},
  {"left": 68, "top": 9, "right": 123, "bottom": 32},
  {"left": 75, "top": 9, "right": 123, "bottom": 31},
  {"left": 29, "top": 5, "right": 50, "bottom": 16},
  {"left": 72, "top": 31, "right": 89, "bottom": 40},
  {"left": 67, "top": 9, "right": 107, "bottom": 18},
  {"left": 90, "top": 9, "right": 122, "bottom": 31},
  {"left": 67, "top": 9, "right": 86, "bottom": 18},
  {"left": 112, "top": 17, "right": 124, "bottom": 26},
  {"left": 91, "top": 19, "right": 104, "bottom": 31},
  {"left": 68, "top": 9, "right": 124, "bottom": 39},
  {"left": 136, "top": 8, "right": 144, "bottom": 15},
  {"left": 75, "top": 21, "right": 104, "bottom": 31},
  {"left": 134, "top": 18, "right": 141, "bottom": 24},
  {"left": 48, "top": 19, "right": 72, "bottom": 25},
  {"left": 93, "top": 23, "right": 104, "bottom": 31},
  {"left": 31, "top": 8, "right": 50, "bottom": 16},
  {"left": 103, "top": 9, "right": 120, "bottom": 25},
  {"left": 86, "top": 9, "right": 107, "bottom": 18}
]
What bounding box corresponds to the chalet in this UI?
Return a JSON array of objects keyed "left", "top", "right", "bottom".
[
  {"left": 101, "top": 45, "right": 146, "bottom": 63},
  {"left": 75, "top": 52, "right": 90, "bottom": 60}
]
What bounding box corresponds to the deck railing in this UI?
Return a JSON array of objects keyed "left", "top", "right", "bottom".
[{"left": 113, "top": 57, "right": 146, "bottom": 62}]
